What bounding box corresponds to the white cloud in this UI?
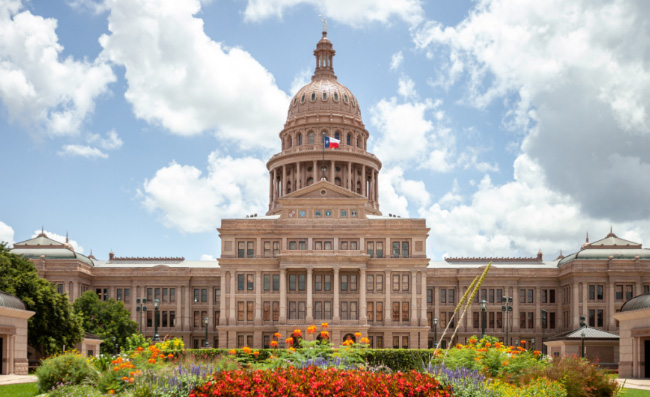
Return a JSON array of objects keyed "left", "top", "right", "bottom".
[
  {"left": 200, "top": 254, "right": 215, "bottom": 261},
  {"left": 31, "top": 229, "right": 85, "bottom": 253},
  {"left": 0, "top": 0, "right": 115, "bottom": 136},
  {"left": 141, "top": 150, "right": 268, "bottom": 233},
  {"left": 379, "top": 167, "right": 430, "bottom": 217},
  {"left": 290, "top": 68, "right": 311, "bottom": 96},
  {"left": 243, "top": 0, "right": 424, "bottom": 27},
  {"left": 89, "top": 130, "right": 123, "bottom": 150},
  {"left": 390, "top": 51, "right": 403, "bottom": 70},
  {"left": 58, "top": 145, "right": 109, "bottom": 159},
  {"left": 0, "top": 221, "right": 15, "bottom": 246},
  {"left": 98, "top": 0, "right": 289, "bottom": 150},
  {"left": 397, "top": 76, "right": 417, "bottom": 99},
  {"left": 66, "top": 0, "right": 108, "bottom": 14},
  {"left": 420, "top": 154, "right": 650, "bottom": 259},
  {"left": 415, "top": 0, "right": 650, "bottom": 221}
]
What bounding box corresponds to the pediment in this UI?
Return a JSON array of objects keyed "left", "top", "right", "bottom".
[{"left": 282, "top": 180, "right": 365, "bottom": 200}]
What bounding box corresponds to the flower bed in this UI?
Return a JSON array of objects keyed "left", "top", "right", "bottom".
[{"left": 191, "top": 367, "right": 451, "bottom": 397}]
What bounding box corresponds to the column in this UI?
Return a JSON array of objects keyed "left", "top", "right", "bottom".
[
  {"left": 370, "top": 170, "right": 375, "bottom": 202},
  {"left": 333, "top": 268, "right": 340, "bottom": 323},
  {"left": 184, "top": 285, "right": 191, "bottom": 330},
  {"left": 582, "top": 282, "right": 588, "bottom": 325},
  {"left": 513, "top": 286, "right": 520, "bottom": 331},
  {"left": 272, "top": 169, "right": 277, "bottom": 201},
  {"left": 360, "top": 268, "right": 367, "bottom": 324},
  {"left": 269, "top": 171, "right": 273, "bottom": 205},
  {"left": 361, "top": 165, "right": 366, "bottom": 197},
  {"left": 374, "top": 171, "right": 379, "bottom": 202},
  {"left": 535, "top": 287, "right": 541, "bottom": 330},
  {"left": 208, "top": 281, "right": 214, "bottom": 341},
  {"left": 176, "top": 285, "right": 182, "bottom": 331},
  {"left": 306, "top": 268, "right": 313, "bottom": 322},
  {"left": 385, "top": 270, "right": 392, "bottom": 326},
  {"left": 330, "top": 160, "right": 335, "bottom": 183},
  {"left": 433, "top": 279, "right": 439, "bottom": 327},
  {"left": 279, "top": 269, "right": 287, "bottom": 323},
  {"left": 282, "top": 165, "right": 286, "bottom": 196},
  {"left": 420, "top": 271, "right": 427, "bottom": 327},
  {"left": 411, "top": 271, "right": 418, "bottom": 326},
  {"left": 297, "top": 162, "right": 301, "bottom": 189},
  {"left": 229, "top": 272, "right": 236, "bottom": 323},
  {"left": 572, "top": 283, "right": 579, "bottom": 328},
  {"left": 347, "top": 162, "right": 352, "bottom": 190},
  {"left": 131, "top": 281, "right": 137, "bottom": 323},
  {"left": 219, "top": 274, "right": 226, "bottom": 325},
  {"left": 313, "top": 160, "right": 318, "bottom": 182},
  {"left": 608, "top": 282, "right": 616, "bottom": 329},
  {"left": 255, "top": 271, "right": 262, "bottom": 325}
]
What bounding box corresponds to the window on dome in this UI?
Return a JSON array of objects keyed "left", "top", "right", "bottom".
[
  {"left": 301, "top": 94, "right": 305, "bottom": 103},
  {"left": 308, "top": 132, "right": 314, "bottom": 144},
  {"left": 347, "top": 134, "right": 351, "bottom": 145},
  {"left": 352, "top": 99, "right": 356, "bottom": 107},
  {"left": 344, "top": 95, "right": 349, "bottom": 103},
  {"left": 298, "top": 133, "right": 302, "bottom": 145},
  {"left": 334, "top": 92, "right": 339, "bottom": 101},
  {"left": 311, "top": 93, "right": 316, "bottom": 101},
  {"left": 293, "top": 98, "right": 297, "bottom": 106},
  {"left": 322, "top": 92, "right": 327, "bottom": 100}
]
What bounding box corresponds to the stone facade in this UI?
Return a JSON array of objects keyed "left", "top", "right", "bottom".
[
  {"left": 9, "top": 32, "right": 650, "bottom": 355},
  {"left": 0, "top": 294, "right": 35, "bottom": 375}
]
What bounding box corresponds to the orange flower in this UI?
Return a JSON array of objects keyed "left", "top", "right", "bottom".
[
  {"left": 485, "top": 342, "right": 492, "bottom": 348},
  {"left": 274, "top": 332, "right": 281, "bottom": 338},
  {"left": 502, "top": 361, "right": 509, "bottom": 366},
  {"left": 456, "top": 343, "right": 463, "bottom": 349},
  {"left": 307, "top": 325, "right": 317, "bottom": 334},
  {"left": 320, "top": 331, "right": 329, "bottom": 339},
  {"left": 293, "top": 329, "right": 302, "bottom": 337},
  {"left": 270, "top": 341, "right": 278, "bottom": 348},
  {"left": 520, "top": 340, "right": 526, "bottom": 345},
  {"left": 469, "top": 338, "right": 477, "bottom": 344},
  {"left": 252, "top": 351, "right": 260, "bottom": 357},
  {"left": 129, "top": 377, "right": 134, "bottom": 383},
  {"left": 533, "top": 350, "right": 541, "bottom": 356},
  {"left": 354, "top": 332, "right": 362, "bottom": 338},
  {"left": 136, "top": 346, "right": 144, "bottom": 352},
  {"left": 242, "top": 346, "right": 252, "bottom": 354},
  {"left": 108, "top": 390, "right": 115, "bottom": 395},
  {"left": 113, "top": 366, "right": 120, "bottom": 371},
  {"left": 286, "top": 337, "right": 294, "bottom": 345},
  {"left": 167, "top": 354, "right": 173, "bottom": 359},
  {"left": 228, "top": 349, "right": 236, "bottom": 355},
  {"left": 122, "top": 376, "right": 128, "bottom": 381},
  {"left": 321, "top": 322, "right": 329, "bottom": 329},
  {"left": 360, "top": 337, "right": 370, "bottom": 344},
  {"left": 148, "top": 358, "right": 156, "bottom": 364}
]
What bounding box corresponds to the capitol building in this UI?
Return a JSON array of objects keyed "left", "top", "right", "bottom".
[{"left": 9, "top": 31, "right": 650, "bottom": 371}]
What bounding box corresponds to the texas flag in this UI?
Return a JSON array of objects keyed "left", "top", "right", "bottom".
[{"left": 324, "top": 136, "right": 340, "bottom": 149}]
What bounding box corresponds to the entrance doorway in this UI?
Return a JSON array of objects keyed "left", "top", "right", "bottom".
[{"left": 645, "top": 340, "right": 650, "bottom": 378}]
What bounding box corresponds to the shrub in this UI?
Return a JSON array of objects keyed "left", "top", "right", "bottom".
[
  {"left": 48, "top": 383, "right": 106, "bottom": 397},
  {"left": 192, "top": 367, "right": 451, "bottom": 396},
  {"left": 124, "top": 333, "right": 151, "bottom": 352},
  {"left": 35, "top": 351, "right": 98, "bottom": 393},
  {"left": 541, "top": 356, "right": 619, "bottom": 397},
  {"left": 488, "top": 377, "right": 567, "bottom": 397}
]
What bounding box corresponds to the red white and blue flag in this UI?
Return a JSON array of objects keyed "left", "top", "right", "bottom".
[{"left": 324, "top": 136, "right": 340, "bottom": 149}]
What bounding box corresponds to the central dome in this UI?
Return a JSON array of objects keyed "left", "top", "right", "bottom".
[{"left": 286, "top": 32, "right": 362, "bottom": 123}]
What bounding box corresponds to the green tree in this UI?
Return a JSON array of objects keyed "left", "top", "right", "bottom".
[
  {"left": 73, "top": 290, "right": 138, "bottom": 354},
  {"left": 0, "top": 243, "right": 84, "bottom": 356}
]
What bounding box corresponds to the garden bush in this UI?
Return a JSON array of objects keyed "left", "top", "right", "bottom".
[
  {"left": 35, "top": 350, "right": 98, "bottom": 393},
  {"left": 540, "top": 356, "right": 620, "bottom": 397},
  {"left": 191, "top": 367, "right": 451, "bottom": 396}
]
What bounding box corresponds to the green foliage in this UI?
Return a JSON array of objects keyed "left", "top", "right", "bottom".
[
  {"left": 35, "top": 351, "right": 98, "bottom": 393},
  {"left": 539, "top": 356, "right": 620, "bottom": 397},
  {"left": 0, "top": 244, "right": 84, "bottom": 356},
  {"left": 73, "top": 290, "right": 138, "bottom": 354},
  {"left": 363, "top": 349, "right": 433, "bottom": 372},
  {"left": 124, "top": 333, "right": 151, "bottom": 352},
  {"left": 48, "top": 383, "right": 105, "bottom": 397},
  {"left": 0, "top": 382, "right": 39, "bottom": 397},
  {"left": 488, "top": 377, "right": 567, "bottom": 396}
]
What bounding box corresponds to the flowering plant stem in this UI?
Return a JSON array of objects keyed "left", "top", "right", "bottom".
[{"left": 434, "top": 275, "right": 479, "bottom": 355}]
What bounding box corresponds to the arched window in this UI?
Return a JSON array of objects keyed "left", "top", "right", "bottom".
[
  {"left": 357, "top": 137, "right": 361, "bottom": 148},
  {"left": 335, "top": 177, "right": 341, "bottom": 186},
  {"left": 298, "top": 133, "right": 303, "bottom": 146},
  {"left": 306, "top": 177, "right": 314, "bottom": 186},
  {"left": 308, "top": 132, "right": 314, "bottom": 144},
  {"left": 335, "top": 132, "right": 340, "bottom": 141},
  {"left": 347, "top": 134, "right": 351, "bottom": 145},
  {"left": 288, "top": 136, "right": 292, "bottom": 148}
]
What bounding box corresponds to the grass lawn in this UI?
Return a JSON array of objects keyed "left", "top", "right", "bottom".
[
  {"left": 621, "top": 388, "right": 650, "bottom": 396},
  {"left": 0, "top": 382, "right": 38, "bottom": 397}
]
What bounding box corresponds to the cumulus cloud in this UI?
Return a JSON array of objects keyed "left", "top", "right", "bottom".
[
  {"left": 59, "top": 145, "right": 109, "bottom": 159},
  {"left": 0, "top": 221, "right": 15, "bottom": 246},
  {"left": 0, "top": 0, "right": 115, "bottom": 136},
  {"left": 31, "top": 229, "right": 85, "bottom": 253},
  {"left": 390, "top": 51, "right": 403, "bottom": 70},
  {"left": 243, "top": 0, "right": 424, "bottom": 27},
  {"left": 98, "top": 0, "right": 289, "bottom": 150},
  {"left": 58, "top": 130, "right": 123, "bottom": 159},
  {"left": 415, "top": 0, "right": 650, "bottom": 221},
  {"left": 290, "top": 68, "right": 311, "bottom": 95},
  {"left": 141, "top": 151, "right": 268, "bottom": 233},
  {"left": 379, "top": 167, "right": 430, "bottom": 217},
  {"left": 421, "top": 155, "right": 650, "bottom": 259},
  {"left": 200, "top": 254, "right": 215, "bottom": 261}
]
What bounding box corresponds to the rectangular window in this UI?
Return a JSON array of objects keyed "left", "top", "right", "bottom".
[
  {"left": 324, "top": 301, "right": 332, "bottom": 319},
  {"left": 289, "top": 241, "right": 297, "bottom": 250},
  {"left": 247, "top": 302, "right": 254, "bottom": 321},
  {"left": 376, "top": 275, "right": 384, "bottom": 291},
  {"left": 496, "top": 312, "right": 503, "bottom": 328},
  {"left": 448, "top": 312, "right": 455, "bottom": 328},
  {"left": 194, "top": 289, "right": 200, "bottom": 302},
  {"left": 201, "top": 288, "right": 207, "bottom": 302},
  {"left": 341, "top": 301, "right": 348, "bottom": 320},
  {"left": 116, "top": 288, "right": 122, "bottom": 301},
  {"left": 527, "top": 289, "right": 534, "bottom": 304},
  {"left": 154, "top": 288, "right": 160, "bottom": 302},
  {"left": 324, "top": 274, "right": 331, "bottom": 291},
  {"left": 324, "top": 241, "right": 332, "bottom": 250},
  {"left": 273, "top": 242, "right": 280, "bottom": 256},
  {"left": 589, "top": 285, "right": 595, "bottom": 300},
  {"left": 289, "top": 275, "right": 296, "bottom": 291},
  {"left": 528, "top": 312, "right": 534, "bottom": 329},
  {"left": 440, "top": 289, "right": 446, "bottom": 304},
  {"left": 402, "top": 241, "right": 409, "bottom": 258},
  {"left": 273, "top": 302, "right": 279, "bottom": 321},
  {"left": 170, "top": 311, "right": 176, "bottom": 327},
  {"left": 315, "top": 241, "right": 322, "bottom": 250},
  {"left": 264, "top": 275, "right": 270, "bottom": 291},
  {"left": 377, "top": 242, "right": 383, "bottom": 258},
  {"left": 214, "top": 287, "right": 220, "bottom": 302},
  {"left": 237, "top": 302, "right": 244, "bottom": 321},
  {"left": 314, "top": 301, "right": 322, "bottom": 320},
  {"left": 273, "top": 274, "right": 280, "bottom": 291},
  {"left": 124, "top": 288, "right": 130, "bottom": 303},
  {"left": 402, "top": 336, "right": 409, "bottom": 349},
  {"left": 367, "top": 302, "right": 374, "bottom": 321},
  {"left": 376, "top": 302, "right": 383, "bottom": 321},
  {"left": 597, "top": 285, "right": 604, "bottom": 301},
  {"left": 170, "top": 288, "right": 175, "bottom": 303},
  {"left": 247, "top": 241, "right": 254, "bottom": 258},
  {"left": 616, "top": 285, "right": 624, "bottom": 300},
  {"left": 298, "top": 274, "right": 306, "bottom": 291},
  {"left": 589, "top": 309, "right": 596, "bottom": 327},
  {"left": 263, "top": 301, "right": 270, "bottom": 321},
  {"left": 473, "top": 311, "right": 479, "bottom": 329},
  {"left": 213, "top": 311, "right": 218, "bottom": 326},
  {"left": 488, "top": 289, "right": 495, "bottom": 303},
  {"left": 161, "top": 288, "right": 168, "bottom": 302},
  {"left": 427, "top": 288, "right": 433, "bottom": 304},
  {"left": 519, "top": 289, "right": 526, "bottom": 304},
  {"left": 549, "top": 312, "right": 556, "bottom": 329},
  {"left": 496, "top": 289, "right": 503, "bottom": 302},
  {"left": 238, "top": 274, "right": 245, "bottom": 291},
  {"left": 350, "top": 302, "right": 358, "bottom": 320},
  {"left": 247, "top": 274, "right": 254, "bottom": 291},
  {"left": 392, "top": 242, "right": 400, "bottom": 258},
  {"left": 392, "top": 274, "right": 400, "bottom": 292},
  {"left": 238, "top": 242, "right": 245, "bottom": 258},
  {"left": 489, "top": 311, "right": 495, "bottom": 328},
  {"left": 367, "top": 275, "right": 374, "bottom": 292},
  {"left": 520, "top": 311, "right": 526, "bottom": 329},
  {"left": 402, "top": 274, "right": 409, "bottom": 292},
  {"left": 298, "top": 301, "right": 306, "bottom": 319},
  {"left": 402, "top": 302, "right": 409, "bottom": 322},
  {"left": 367, "top": 242, "right": 374, "bottom": 258},
  {"left": 299, "top": 240, "right": 306, "bottom": 250},
  {"left": 351, "top": 241, "right": 358, "bottom": 250},
  {"left": 341, "top": 274, "right": 348, "bottom": 291},
  {"left": 162, "top": 311, "right": 168, "bottom": 327},
  {"left": 448, "top": 289, "right": 455, "bottom": 304},
  {"left": 147, "top": 288, "right": 153, "bottom": 302},
  {"left": 341, "top": 241, "right": 349, "bottom": 250},
  {"left": 264, "top": 241, "right": 271, "bottom": 257},
  {"left": 597, "top": 309, "right": 604, "bottom": 327},
  {"left": 147, "top": 310, "right": 153, "bottom": 327},
  {"left": 350, "top": 274, "right": 357, "bottom": 291},
  {"left": 392, "top": 302, "right": 400, "bottom": 322},
  {"left": 625, "top": 285, "right": 634, "bottom": 300},
  {"left": 315, "top": 274, "right": 322, "bottom": 291}
]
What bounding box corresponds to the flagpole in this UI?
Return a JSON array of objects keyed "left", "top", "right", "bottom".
[{"left": 321, "top": 132, "right": 326, "bottom": 180}]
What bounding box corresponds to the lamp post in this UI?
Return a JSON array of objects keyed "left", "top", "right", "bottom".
[
  {"left": 581, "top": 331, "right": 586, "bottom": 358},
  {"left": 433, "top": 317, "right": 438, "bottom": 348},
  {"left": 204, "top": 317, "right": 210, "bottom": 348},
  {"left": 480, "top": 300, "right": 487, "bottom": 338},
  {"left": 152, "top": 298, "right": 161, "bottom": 342},
  {"left": 541, "top": 309, "right": 547, "bottom": 355},
  {"left": 136, "top": 298, "right": 147, "bottom": 333},
  {"left": 501, "top": 296, "right": 513, "bottom": 346}
]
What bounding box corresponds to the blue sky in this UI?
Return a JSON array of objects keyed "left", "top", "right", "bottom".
[{"left": 1, "top": 0, "right": 649, "bottom": 261}]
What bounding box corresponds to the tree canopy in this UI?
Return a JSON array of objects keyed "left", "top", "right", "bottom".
[
  {"left": 73, "top": 290, "right": 138, "bottom": 354},
  {"left": 0, "top": 243, "right": 84, "bottom": 356}
]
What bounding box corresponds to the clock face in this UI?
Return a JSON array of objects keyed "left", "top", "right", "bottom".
[
  {"left": 325, "top": 210, "right": 332, "bottom": 217},
  {"left": 299, "top": 210, "right": 306, "bottom": 218}
]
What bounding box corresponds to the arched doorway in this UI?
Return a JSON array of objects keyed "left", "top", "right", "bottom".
[{"left": 342, "top": 333, "right": 357, "bottom": 343}]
